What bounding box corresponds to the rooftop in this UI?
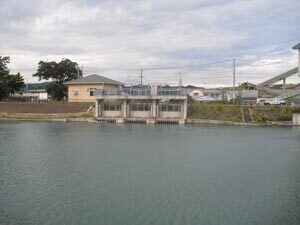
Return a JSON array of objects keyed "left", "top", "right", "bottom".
[{"left": 64, "top": 74, "right": 123, "bottom": 85}]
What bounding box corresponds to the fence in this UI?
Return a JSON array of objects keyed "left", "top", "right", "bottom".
[{"left": 94, "top": 87, "right": 184, "bottom": 96}]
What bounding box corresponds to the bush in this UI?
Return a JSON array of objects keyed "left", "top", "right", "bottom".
[
  {"left": 291, "top": 107, "right": 300, "bottom": 113},
  {"left": 252, "top": 112, "right": 267, "bottom": 123},
  {"left": 215, "top": 104, "right": 223, "bottom": 112},
  {"left": 277, "top": 107, "right": 292, "bottom": 121}
]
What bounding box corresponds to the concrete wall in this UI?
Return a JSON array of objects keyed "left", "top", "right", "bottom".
[
  {"left": 130, "top": 111, "right": 151, "bottom": 118},
  {"left": 95, "top": 97, "right": 188, "bottom": 120},
  {"left": 102, "top": 110, "right": 122, "bottom": 117},
  {"left": 241, "top": 90, "right": 258, "bottom": 98},
  {"left": 293, "top": 114, "right": 300, "bottom": 125},
  {"left": 68, "top": 84, "right": 119, "bottom": 102},
  {"left": 159, "top": 111, "right": 182, "bottom": 118}
]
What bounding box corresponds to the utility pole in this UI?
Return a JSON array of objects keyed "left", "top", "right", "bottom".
[
  {"left": 26, "top": 77, "right": 29, "bottom": 93},
  {"left": 140, "top": 67, "right": 143, "bottom": 85},
  {"left": 76, "top": 65, "right": 79, "bottom": 79},
  {"left": 179, "top": 72, "right": 182, "bottom": 87},
  {"left": 233, "top": 58, "right": 236, "bottom": 104}
]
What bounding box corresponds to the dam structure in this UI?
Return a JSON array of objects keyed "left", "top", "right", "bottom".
[{"left": 94, "top": 85, "right": 188, "bottom": 124}]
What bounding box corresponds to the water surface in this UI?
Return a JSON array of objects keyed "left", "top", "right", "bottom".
[{"left": 0, "top": 122, "right": 300, "bottom": 225}]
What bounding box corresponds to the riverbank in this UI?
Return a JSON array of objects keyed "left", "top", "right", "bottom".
[
  {"left": 0, "top": 112, "right": 93, "bottom": 122},
  {"left": 0, "top": 102, "right": 299, "bottom": 126},
  {"left": 186, "top": 118, "right": 293, "bottom": 126},
  {"left": 188, "top": 103, "right": 300, "bottom": 125},
  {"left": 0, "top": 113, "right": 294, "bottom": 126},
  {"left": 0, "top": 102, "right": 93, "bottom": 113},
  {"left": 0, "top": 102, "right": 94, "bottom": 122}
]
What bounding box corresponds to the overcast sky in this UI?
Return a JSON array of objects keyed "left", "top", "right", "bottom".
[{"left": 1, "top": 0, "right": 300, "bottom": 87}]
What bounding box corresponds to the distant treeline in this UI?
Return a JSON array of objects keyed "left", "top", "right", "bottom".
[{"left": 25, "top": 82, "right": 54, "bottom": 90}]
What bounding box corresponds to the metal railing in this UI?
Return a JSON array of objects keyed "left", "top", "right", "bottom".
[
  {"left": 123, "top": 87, "right": 151, "bottom": 96},
  {"left": 95, "top": 86, "right": 184, "bottom": 96},
  {"left": 157, "top": 88, "right": 183, "bottom": 96}
]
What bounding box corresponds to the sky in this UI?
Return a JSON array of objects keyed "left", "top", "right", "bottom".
[{"left": 1, "top": 0, "right": 300, "bottom": 87}]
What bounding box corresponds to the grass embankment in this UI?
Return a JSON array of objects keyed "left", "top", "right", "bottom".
[
  {"left": 187, "top": 102, "right": 300, "bottom": 124},
  {"left": 251, "top": 106, "right": 300, "bottom": 123},
  {"left": 0, "top": 112, "right": 93, "bottom": 120},
  {"left": 0, "top": 102, "right": 94, "bottom": 120},
  {"left": 187, "top": 103, "right": 243, "bottom": 122}
]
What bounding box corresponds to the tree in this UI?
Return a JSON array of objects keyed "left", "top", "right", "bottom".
[
  {"left": 33, "top": 59, "right": 82, "bottom": 100},
  {"left": 0, "top": 56, "right": 10, "bottom": 73},
  {"left": 239, "top": 82, "right": 256, "bottom": 90},
  {"left": 0, "top": 56, "right": 25, "bottom": 100}
]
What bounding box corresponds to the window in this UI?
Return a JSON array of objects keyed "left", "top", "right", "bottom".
[{"left": 89, "top": 88, "right": 95, "bottom": 96}]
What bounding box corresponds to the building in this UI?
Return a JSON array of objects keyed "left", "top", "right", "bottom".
[
  {"left": 94, "top": 85, "right": 188, "bottom": 124},
  {"left": 64, "top": 74, "right": 123, "bottom": 102},
  {"left": 10, "top": 89, "right": 48, "bottom": 101},
  {"left": 189, "top": 89, "right": 223, "bottom": 102},
  {"left": 188, "top": 89, "right": 204, "bottom": 99},
  {"left": 28, "top": 89, "right": 48, "bottom": 100}
]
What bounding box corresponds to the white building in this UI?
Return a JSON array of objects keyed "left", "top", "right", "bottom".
[{"left": 189, "top": 89, "right": 223, "bottom": 102}]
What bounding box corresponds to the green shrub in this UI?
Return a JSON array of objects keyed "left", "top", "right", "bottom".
[
  {"left": 215, "top": 104, "right": 223, "bottom": 112},
  {"left": 252, "top": 112, "right": 267, "bottom": 123},
  {"left": 291, "top": 107, "right": 300, "bottom": 113},
  {"left": 277, "top": 107, "right": 292, "bottom": 121}
]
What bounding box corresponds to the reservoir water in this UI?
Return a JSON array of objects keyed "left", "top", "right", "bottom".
[{"left": 0, "top": 122, "right": 300, "bottom": 225}]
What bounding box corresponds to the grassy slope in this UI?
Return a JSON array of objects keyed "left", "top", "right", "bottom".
[
  {"left": 187, "top": 103, "right": 243, "bottom": 122},
  {"left": 252, "top": 106, "right": 300, "bottom": 122}
]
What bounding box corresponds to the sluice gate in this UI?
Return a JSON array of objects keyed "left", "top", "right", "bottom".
[{"left": 94, "top": 85, "right": 188, "bottom": 124}]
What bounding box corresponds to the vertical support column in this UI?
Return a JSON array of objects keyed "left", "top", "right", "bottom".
[
  {"left": 99, "top": 100, "right": 104, "bottom": 117},
  {"left": 123, "top": 100, "right": 127, "bottom": 118},
  {"left": 95, "top": 100, "right": 99, "bottom": 117},
  {"left": 152, "top": 100, "right": 157, "bottom": 118},
  {"left": 298, "top": 49, "right": 300, "bottom": 77},
  {"left": 183, "top": 99, "right": 187, "bottom": 120},
  {"left": 283, "top": 78, "right": 286, "bottom": 95},
  {"left": 127, "top": 100, "right": 131, "bottom": 118}
]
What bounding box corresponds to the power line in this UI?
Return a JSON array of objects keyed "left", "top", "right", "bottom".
[
  {"left": 90, "top": 59, "right": 234, "bottom": 72},
  {"left": 143, "top": 59, "right": 233, "bottom": 71}
]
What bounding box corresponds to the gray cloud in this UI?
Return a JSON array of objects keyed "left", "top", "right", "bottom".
[{"left": 1, "top": 0, "right": 299, "bottom": 86}]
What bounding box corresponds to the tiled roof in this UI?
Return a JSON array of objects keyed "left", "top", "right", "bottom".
[{"left": 64, "top": 74, "right": 123, "bottom": 85}]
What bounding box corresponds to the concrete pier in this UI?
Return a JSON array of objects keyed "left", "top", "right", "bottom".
[{"left": 293, "top": 114, "right": 300, "bottom": 125}]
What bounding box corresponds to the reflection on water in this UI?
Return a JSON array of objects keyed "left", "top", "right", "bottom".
[{"left": 0, "top": 122, "right": 300, "bottom": 225}]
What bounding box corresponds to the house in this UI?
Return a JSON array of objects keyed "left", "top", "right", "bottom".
[
  {"left": 202, "top": 89, "right": 223, "bottom": 101},
  {"left": 189, "top": 89, "right": 223, "bottom": 102},
  {"left": 188, "top": 89, "right": 204, "bottom": 99},
  {"left": 10, "top": 89, "right": 48, "bottom": 101},
  {"left": 28, "top": 89, "right": 48, "bottom": 100},
  {"left": 64, "top": 74, "right": 123, "bottom": 102}
]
